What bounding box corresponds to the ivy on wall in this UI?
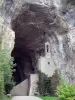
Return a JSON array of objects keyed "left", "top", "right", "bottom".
[{"left": 38, "top": 69, "right": 60, "bottom": 96}]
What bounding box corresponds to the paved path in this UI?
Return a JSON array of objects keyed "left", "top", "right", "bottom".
[{"left": 11, "top": 96, "right": 43, "bottom": 100}]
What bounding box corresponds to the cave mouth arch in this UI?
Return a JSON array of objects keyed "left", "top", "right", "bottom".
[{"left": 11, "top": 3, "right": 57, "bottom": 85}]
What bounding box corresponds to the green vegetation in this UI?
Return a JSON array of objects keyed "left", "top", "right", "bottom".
[
  {"left": 56, "top": 78, "right": 75, "bottom": 100},
  {"left": 0, "top": 71, "right": 4, "bottom": 99},
  {"left": 38, "top": 69, "right": 60, "bottom": 96},
  {"left": 38, "top": 70, "right": 75, "bottom": 100},
  {"left": 4, "top": 95, "right": 12, "bottom": 100},
  {"left": 0, "top": 49, "right": 14, "bottom": 99},
  {"left": 39, "top": 96, "right": 57, "bottom": 100}
]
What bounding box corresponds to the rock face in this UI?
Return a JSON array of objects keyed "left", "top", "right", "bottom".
[
  {"left": 1, "top": 0, "right": 75, "bottom": 86},
  {"left": 11, "top": 3, "right": 68, "bottom": 84},
  {"left": 0, "top": 16, "right": 15, "bottom": 51}
]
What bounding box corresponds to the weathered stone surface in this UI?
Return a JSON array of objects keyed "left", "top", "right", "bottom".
[
  {"left": 0, "top": 0, "right": 4, "bottom": 8},
  {"left": 29, "top": 74, "right": 39, "bottom": 96},
  {"left": 3, "top": 27, "right": 15, "bottom": 51},
  {"left": 11, "top": 79, "right": 29, "bottom": 96},
  {"left": 11, "top": 2, "right": 70, "bottom": 84},
  {"left": 0, "top": 14, "right": 15, "bottom": 51},
  {"left": 1, "top": 0, "right": 75, "bottom": 86}
]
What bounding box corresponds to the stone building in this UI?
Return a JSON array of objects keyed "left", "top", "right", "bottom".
[{"left": 38, "top": 42, "right": 56, "bottom": 77}]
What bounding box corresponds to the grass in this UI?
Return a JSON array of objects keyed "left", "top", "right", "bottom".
[
  {"left": 4, "top": 95, "right": 12, "bottom": 100},
  {"left": 39, "top": 96, "right": 57, "bottom": 100}
]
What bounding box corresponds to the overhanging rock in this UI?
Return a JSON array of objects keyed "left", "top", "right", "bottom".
[{"left": 11, "top": 3, "right": 68, "bottom": 85}]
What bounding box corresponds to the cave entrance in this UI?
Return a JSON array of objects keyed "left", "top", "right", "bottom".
[
  {"left": 11, "top": 3, "right": 47, "bottom": 85},
  {"left": 11, "top": 47, "right": 35, "bottom": 85}
]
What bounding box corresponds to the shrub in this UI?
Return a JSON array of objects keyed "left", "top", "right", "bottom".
[
  {"left": 0, "top": 71, "right": 4, "bottom": 99},
  {"left": 38, "top": 71, "right": 50, "bottom": 96},
  {"left": 38, "top": 69, "right": 60, "bottom": 96},
  {"left": 0, "top": 49, "right": 14, "bottom": 96},
  {"left": 56, "top": 78, "right": 75, "bottom": 100},
  {"left": 50, "top": 69, "right": 60, "bottom": 96}
]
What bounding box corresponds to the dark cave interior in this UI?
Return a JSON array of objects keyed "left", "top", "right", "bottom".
[
  {"left": 11, "top": 47, "right": 35, "bottom": 84},
  {"left": 11, "top": 3, "right": 56, "bottom": 85}
]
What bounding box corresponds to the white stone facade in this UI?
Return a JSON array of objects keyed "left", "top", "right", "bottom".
[{"left": 38, "top": 42, "right": 56, "bottom": 77}]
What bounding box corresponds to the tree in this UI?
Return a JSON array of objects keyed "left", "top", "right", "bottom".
[{"left": 0, "top": 49, "right": 14, "bottom": 98}]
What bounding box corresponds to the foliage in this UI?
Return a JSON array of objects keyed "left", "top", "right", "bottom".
[
  {"left": 38, "top": 96, "right": 57, "bottom": 100},
  {"left": 38, "top": 69, "right": 60, "bottom": 96},
  {"left": 0, "top": 71, "right": 4, "bottom": 99},
  {"left": 56, "top": 78, "right": 75, "bottom": 100},
  {"left": 4, "top": 95, "right": 12, "bottom": 100},
  {"left": 38, "top": 70, "right": 51, "bottom": 96},
  {"left": 0, "top": 49, "right": 14, "bottom": 97},
  {"left": 50, "top": 69, "right": 60, "bottom": 96}
]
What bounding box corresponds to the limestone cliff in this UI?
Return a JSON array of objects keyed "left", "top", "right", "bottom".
[{"left": 0, "top": 0, "right": 75, "bottom": 84}]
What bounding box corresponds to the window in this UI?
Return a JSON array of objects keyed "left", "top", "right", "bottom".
[
  {"left": 45, "top": 42, "right": 50, "bottom": 54},
  {"left": 48, "top": 62, "right": 50, "bottom": 65},
  {"left": 47, "top": 45, "right": 49, "bottom": 52}
]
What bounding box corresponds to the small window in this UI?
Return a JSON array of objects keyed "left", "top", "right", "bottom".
[
  {"left": 48, "top": 62, "right": 50, "bottom": 65},
  {"left": 45, "top": 42, "right": 50, "bottom": 54},
  {"left": 47, "top": 45, "right": 49, "bottom": 52}
]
